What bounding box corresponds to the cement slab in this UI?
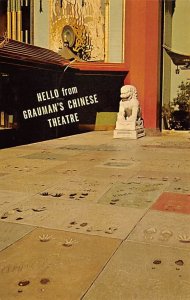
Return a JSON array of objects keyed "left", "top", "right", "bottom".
[
  {"left": 0, "top": 172, "right": 9, "bottom": 178},
  {"left": 165, "top": 181, "right": 190, "bottom": 194},
  {"left": 39, "top": 159, "right": 97, "bottom": 178},
  {"left": 0, "top": 202, "right": 48, "bottom": 225},
  {"left": 0, "top": 190, "right": 30, "bottom": 214},
  {"left": 61, "top": 143, "right": 139, "bottom": 152},
  {"left": 128, "top": 210, "right": 190, "bottom": 249},
  {"left": 0, "top": 148, "right": 41, "bottom": 160},
  {"left": 84, "top": 241, "right": 190, "bottom": 300},
  {"left": 140, "top": 157, "right": 190, "bottom": 174},
  {"left": 141, "top": 140, "right": 190, "bottom": 150},
  {"left": 151, "top": 192, "right": 190, "bottom": 214},
  {"left": 22, "top": 152, "right": 70, "bottom": 161},
  {"left": 1, "top": 201, "right": 146, "bottom": 239},
  {"left": 0, "top": 177, "right": 52, "bottom": 194},
  {"left": 0, "top": 221, "right": 34, "bottom": 251},
  {"left": 66, "top": 151, "right": 113, "bottom": 162},
  {"left": 96, "top": 159, "right": 138, "bottom": 169},
  {"left": 21, "top": 138, "right": 72, "bottom": 149},
  {"left": 79, "top": 167, "right": 137, "bottom": 185},
  {"left": 98, "top": 180, "right": 167, "bottom": 209},
  {"left": 0, "top": 157, "right": 61, "bottom": 176},
  {"left": 0, "top": 228, "right": 120, "bottom": 300},
  {"left": 37, "top": 175, "right": 112, "bottom": 203},
  {"left": 131, "top": 171, "right": 188, "bottom": 182}
]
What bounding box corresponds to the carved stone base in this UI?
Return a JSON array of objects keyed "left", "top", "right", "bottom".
[
  {"left": 113, "top": 128, "right": 145, "bottom": 139},
  {"left": 115, "top": 119, "right": 144, "bottom": 131}
]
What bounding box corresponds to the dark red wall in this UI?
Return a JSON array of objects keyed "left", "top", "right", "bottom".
[{"left": 125, "top": 0, "right": 162, "bottom": 130}]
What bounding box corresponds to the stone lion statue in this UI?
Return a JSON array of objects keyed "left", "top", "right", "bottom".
[
  {"left": 117, "top": 85, "right": 142, "bottom": 124},
  {"left": 114, "top": 84, "right": 145, "bottom": 138}
]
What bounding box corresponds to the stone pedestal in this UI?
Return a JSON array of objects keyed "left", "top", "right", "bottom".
[
  {"left": 114, "top": 128, "right": 145, "bottom": 139},
  {"left": 114, "top": 120, "right": 145, "bottom": 139},
  {"left": 113, "top": 84, "right": 145, "bottom": 139}
]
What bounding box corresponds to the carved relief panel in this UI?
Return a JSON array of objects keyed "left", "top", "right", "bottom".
[{"left": 50, "top": 0, "right": 105, "bottom": 61}]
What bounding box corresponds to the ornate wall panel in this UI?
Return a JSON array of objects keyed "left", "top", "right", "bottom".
[{"left": 50, "top": 0, "right": 105, "bottom": 61}]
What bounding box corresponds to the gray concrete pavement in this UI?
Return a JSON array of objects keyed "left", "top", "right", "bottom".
[{"left": 0, "top": 130, "right": 190, "bottom": 299}]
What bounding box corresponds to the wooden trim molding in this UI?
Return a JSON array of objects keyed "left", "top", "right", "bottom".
[{"left": 71, "top": 62, "right": 129, "bottom": 72}]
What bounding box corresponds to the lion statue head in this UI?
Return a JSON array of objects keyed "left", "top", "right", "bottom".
[
  {"left": 120, "top": 85, "right": 138, "bottom": 102},
  {"left": 118, "top": 85, "right": 141, "bottom": 122}
]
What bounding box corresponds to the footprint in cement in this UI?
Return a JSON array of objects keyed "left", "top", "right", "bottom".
[
  {"left": 18, "top": 280, "right": 30, "bottom": 286},
  {"left": 51, "top": 193, "right": 63, "bottom": 198},
  {"left": 153, "top": 259, "right": 162, "bottom": 265},
  {"left": 40, "top": 278, "right": 50, "bottom": 285},
  {"left": 40, "top": 192, "right": 49, "bottom": 196},
  {"left": 175, "top": 260, "right": 184, "bottom": 266}
]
